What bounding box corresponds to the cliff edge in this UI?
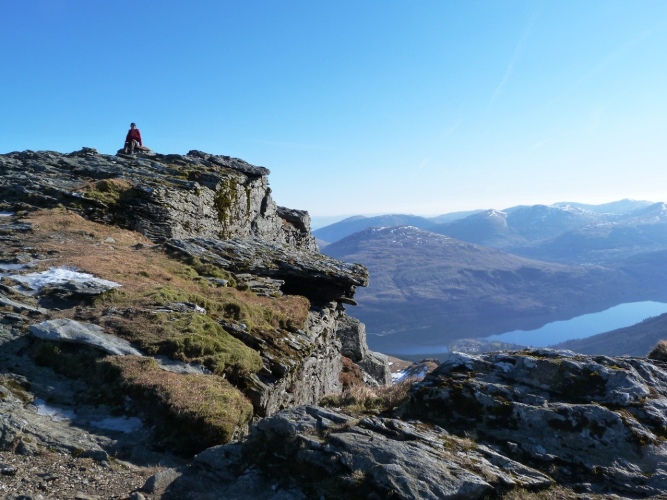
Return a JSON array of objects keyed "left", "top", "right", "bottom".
[{"left": 0, "top": 147, "right": 389, "bottom": 496}]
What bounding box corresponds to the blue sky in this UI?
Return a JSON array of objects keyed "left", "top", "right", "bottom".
[{"left": 2, "top": 1, "right": 666, "bottom": 221}]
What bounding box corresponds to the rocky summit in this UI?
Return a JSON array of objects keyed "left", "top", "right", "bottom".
[{"left": 0, "top": 148, "right": 666, "bottom": 499}]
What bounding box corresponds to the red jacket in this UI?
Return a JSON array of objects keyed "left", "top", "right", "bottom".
[{"left": 125, "top": 128, "right": 142, "bottom": 146}]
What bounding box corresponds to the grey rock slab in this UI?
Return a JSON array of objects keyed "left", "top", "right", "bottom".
[
  {"left": 0, "top": 293, "right": 47, "bottom": 314},
  {"left": 409, "top": 349, "right": 667, "bottom": 497},
  {"left": 165, "top": 237, "right": 368, "bottom": 305},
  {"left": 142, "top": 468, "right": 182, "bottom": 494},
  {"left": 166, "top": 405, "right": 551, "bottom": 499},
  {"left": 29, "top": 319, "right": 142, "bottom": 356}
]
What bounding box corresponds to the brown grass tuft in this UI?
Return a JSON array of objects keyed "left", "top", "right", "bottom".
[
  {"left": 340, "top": 356, "right": 364, "bottom": 388},
  {"left": 648, "top": 340, "right": 667, "bottom": 362},
  {"left": 321, "top": 377, "right": 415, "bottom": 415},
  {"left": 102, "top": 356, "right": 253, "bottom": 454}
]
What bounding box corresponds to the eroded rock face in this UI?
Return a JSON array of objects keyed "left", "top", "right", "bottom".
[
  {"left": 407, "top": 349, "right": 667, "bottom": 497},
  {"left": 234, "top": 306, "right": 344, "bottom": 417}
]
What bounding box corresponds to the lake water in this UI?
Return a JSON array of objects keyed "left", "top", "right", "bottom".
[{"left": 485, "top": 301, "right": 667, "bottom": 347}]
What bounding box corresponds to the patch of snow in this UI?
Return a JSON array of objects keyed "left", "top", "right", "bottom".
[
  {"left": 392, "top": 370, "right": 408, "bottom": 384},
  {"left": 0, "top": 263, "right": 29, "bottom": 271},
  {"left": 89, "top": 416, "right": 142, "bottom": 433},
  {"left": 154, "top": 355, "right": 212, "bottom": 375},
  {"left": 496, "top": 362, "right": 514, "bottom": 373},
  {"left": 443, "top": 352, "right": 476, "bottom": 370},
  {"left": 34, "top": 399, "right": 76, "bottom": 422},
  {"left": 0, "top": 212, "right": 14, "bottom": 217},
  {"left": 35, "top": 398, "right": 142, "bottom": 432},
  {"left": 10, "top": 267, "right": 121, "bottom": 295}
]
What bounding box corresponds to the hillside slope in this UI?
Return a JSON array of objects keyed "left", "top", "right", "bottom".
[
  {"left": 322, "top": 225, "right": 646, "bottom": 354},
  {"left": 552, "top": 311, "right": 667, "bottom": 356}
]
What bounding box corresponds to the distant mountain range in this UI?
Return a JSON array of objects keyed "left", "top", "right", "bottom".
[
  {"left": 318, "top": 200, "right": 667, "bottom": 355},
  {"left": 314, "top": 199, "right": 655, "bottom": 252},
  {"left": 315, "top": 214, "right": 436, "bottom": 247}
]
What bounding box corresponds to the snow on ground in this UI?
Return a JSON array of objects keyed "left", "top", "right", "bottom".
[
  {"left": 0, "top": 263, "right": 30, "bottom": 271},
  {"left": 89, "top": 416, "right": 143, "bottom": 433},
  {"left": 34, "top": 398, "right": 76, "bottom": 422},
  {"left": 9, "top": 267, "right": 121, "bottom": 295},
  {"left": 392, "top": 366, "right": 431, "bottom": 384},
  {"left": 34, "top": 399, "right": 143, "bottom": 433}
]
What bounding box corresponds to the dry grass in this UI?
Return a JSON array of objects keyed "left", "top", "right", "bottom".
[
  {"left": 648, "top": 340, "right": 667, "bottom": 362},
  {"left": 14, "top": 207, "right": 318, "bottom": 450},
  {"left": 499, "top": 485, "right": 604, "bottom": 499},
  {"left": 102, "top": 356, "right": 253, "bottom": 454},
  {"left": 340, "top": 356, "right": 365, "bottom": 388},
  {"left": 75, "top": 178, "right": 136, "bottom": 206},
  {"left": 20, "top": 208, "right": 310, "bottom": 376},
  {"left": 321, "top": 377, "right": 415, "bottom": 414}
]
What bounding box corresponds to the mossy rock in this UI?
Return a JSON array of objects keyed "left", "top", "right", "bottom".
[
  {"left": 101, "top": 356, "right": 253, "bottom": 454},
  {"left": 78, "top": 179, "right": 136, "bottom": 206}
]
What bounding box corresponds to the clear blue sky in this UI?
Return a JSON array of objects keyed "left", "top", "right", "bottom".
[{"left": 2, "top": 1, "right": 666, "bottom": 220}]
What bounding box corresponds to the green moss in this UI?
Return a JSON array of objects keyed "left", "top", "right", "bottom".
[
  {"left": 32, "top": 340, "right": 104, "bottom": 380},
  {"left": 127, "top": 312, "right": 263, "bottom": 377},
  {"left": 178, "top": 255, "right": 236, "bottom": 282},
  {"left": 79, "top": 179, "right": 137, "bottom": 206},
  {"left": 487, "top": 399, "right": 514, "bottom": 419},
  {"left": 244, "top": 184, "right": 252, "bottom": 218},
  {"left": 0, "top": 376, "right": 33, "bottom": 403},
  {"left": 214, "top": 178, "right": 239, "bottom": 237},
  {"left": 557, "top": 365, "right": 607, "bottom": 400}
]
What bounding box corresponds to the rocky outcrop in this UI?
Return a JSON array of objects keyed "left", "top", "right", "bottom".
[
  {"left": 0, "top": 148, "right": 316, "bottom": 250},
  {"left": 238, "top": 306, "right": 344, "bottom": 417},
  {"left": 163, "top": 405, "right": 552, "bottom": 499},
  {"left": 158, "top": 348, "right": 667, "bottom": 499},
  {"left": 407, "top": 349, "right": 667, "bottom": 497},
  {"left": 163, "top": 236, "right": 367, "bottom": 306},
  {"left": 336, "top": 315, "right": 391, "bottom": 386},
  {"left": 0, "top": 147, "right": 386, "bottom": 462}
]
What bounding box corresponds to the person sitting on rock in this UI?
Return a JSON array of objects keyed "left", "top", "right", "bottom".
[{"left": 124, "top": 123, "right": 143, "bottom": 153}]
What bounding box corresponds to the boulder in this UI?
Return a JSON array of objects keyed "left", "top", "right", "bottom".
[
  {"left": 407, "top": 349, "right": 667, "bottom": 497},
  {"left": 336, "top": 315, "right": 391, "bottom": 385}
]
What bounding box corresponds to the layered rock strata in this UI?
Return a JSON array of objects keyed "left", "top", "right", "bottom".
[
  {"left": 0, "top": 147, "right": 384, "bottom": 454},
  {"left": 0, "top": 148, "right": 315, "bottom": 249}
]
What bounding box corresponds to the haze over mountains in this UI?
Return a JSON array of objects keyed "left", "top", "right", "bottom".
[{"left": 317, "top": 200, "right": 667, "bottom": 356}]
